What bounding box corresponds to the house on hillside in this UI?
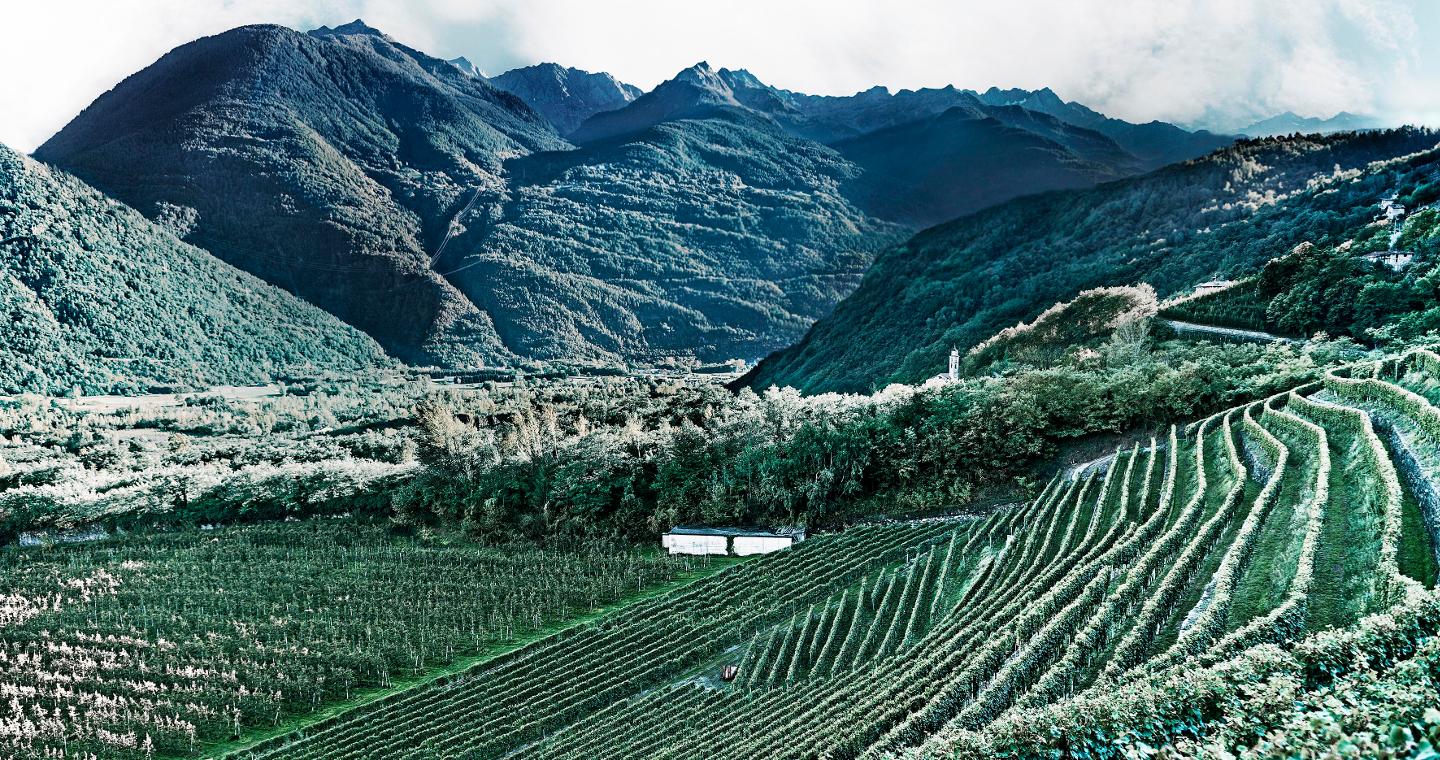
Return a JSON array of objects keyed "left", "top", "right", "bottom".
[
  {"left": 1380, "top": 195, "right": 1406, "bottom": 224},
  {"left": 661, "top": 526, "right": 807, "bottom": 556},
  {"left": 1363, "top": 250, "right": 1416, "bottom": 271},
  {"left": 1192, "top": 280, "right": 1236, "bottom": 297}
]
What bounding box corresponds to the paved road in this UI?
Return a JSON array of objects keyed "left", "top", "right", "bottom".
[{"left": 1162, "top": 319, "right": 1299, "bottom": 344}]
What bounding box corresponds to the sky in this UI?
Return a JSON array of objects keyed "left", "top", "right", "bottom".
[{"left": 3, "top": 0, "right": 1439, "bottom": 153}]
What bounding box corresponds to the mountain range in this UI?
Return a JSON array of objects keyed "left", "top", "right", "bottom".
[
  {"left": 38, "top": 20, "right": 565, "bottom": 367},
  {"left": 22, "top": 18, "right": 1249, "bottom": 383},
  {"left": 1237, "top": 110, "right": 1384, "bottom": 138}
]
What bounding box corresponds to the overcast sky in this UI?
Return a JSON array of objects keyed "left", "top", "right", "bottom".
[{"left": 4, "top": 0, "right": 1438, "bottom": 152}]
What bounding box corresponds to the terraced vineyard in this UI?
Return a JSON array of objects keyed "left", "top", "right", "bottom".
[{"left": 231, "top": 351, "right": 1440, "bottom": 759}]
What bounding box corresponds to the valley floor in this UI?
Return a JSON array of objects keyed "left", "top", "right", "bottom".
[{"left": 5, "top": 352, "right": 1440, "bottom": 759}]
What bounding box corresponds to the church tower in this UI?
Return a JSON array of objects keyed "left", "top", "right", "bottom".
[{"left": 948, "top": 347, "right": 959, "bottom": 380}]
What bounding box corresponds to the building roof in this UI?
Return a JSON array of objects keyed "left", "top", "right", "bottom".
[{"left": 664, "top": 525, "right": 803, "bottom": 538}]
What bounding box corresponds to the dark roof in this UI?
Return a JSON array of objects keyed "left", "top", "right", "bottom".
[{"left": 664, "top": 525, "right": 802, "bottom": 538}]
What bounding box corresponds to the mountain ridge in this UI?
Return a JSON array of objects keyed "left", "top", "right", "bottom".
[
  {"left": 37, "top": 21, "right": 566, "bottom": 366},
  {"left": 490, "top": 62, "right": 642, "bottom": 135}
]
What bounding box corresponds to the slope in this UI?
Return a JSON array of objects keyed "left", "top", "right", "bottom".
[
  {"left": 0, "top": 144, "right": 388, "bottom": 395},
  {"left": 745, "top": 128, "right": 1440, "bottom": 393},
  {"left": 442, "top": 108, "right": 902, "bottom": 362},
  {"left": 976, "top": 86, "right": 1236, "bottom": 169},
  {"left": 36, "top": 20, "right": 567, "bottom": 366},
  {"left": 832, "top": 107, "right": 1134, "bottom": 228}
]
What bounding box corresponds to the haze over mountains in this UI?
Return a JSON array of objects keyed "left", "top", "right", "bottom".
[
  {"left": 1237, "top": 110, "right": 1384, "bottom": 138},
  {"left": 12, "top": 17, "right": 1394, "bottom": 390}
]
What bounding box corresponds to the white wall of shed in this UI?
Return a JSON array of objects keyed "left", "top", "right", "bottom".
[
  {"left": 733, "top": 536, "right": 793, "bottom": 556},
  {"left": 662, "top": 534, "right": 728, "bottom": 555}
]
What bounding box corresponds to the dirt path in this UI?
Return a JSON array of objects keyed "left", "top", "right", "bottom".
[{"left": 1068, "top": 452, "right": 1116, "bottom": 480}]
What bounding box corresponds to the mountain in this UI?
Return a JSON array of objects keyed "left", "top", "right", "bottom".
[
  {"left": 36, "top": 21, "right": 1244, "bottom": 368},
  {"left": 442, "top": 108, "right": 902, "bottom": 361},
  {"left": 702, "top": 77, "right": 1232, "bottom": 173},
  {"left": 572, "top": 66, "right": 1157, "bottom": 228},
  {"left": 448, "top": 56, "right": 485, "bottom": 78},
  {"left": 652, "top": 71, "right": 1231, "bottom": 227},
  {"left": 39, "top": 36, "right": 897, "bottom": 366},
  {"left": 974, "top": 86, "right": 1235, "bottom": 169},
  {"left": 0, "top": 144, "right": 389, "bottom": 395},
  {"left": 570, "top": 61, "right": 742, "bottom": 143},
  {"left": 490, "top": 63, "right": 642, "bottom": 135},
  {"left": 36, "top": 20, "right": 567, "bottom": 367},
  {"left": 743, "top": 128, "right": 1440, "bottom": 393},
  {"left": 831, "top": 107, "right": 1134, "bottom": 227},
  {"left": 1239, "top": 111, "right": 1384, "bottom": 138}
]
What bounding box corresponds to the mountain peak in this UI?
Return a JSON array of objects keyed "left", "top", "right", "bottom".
[
  {"left": 448, "top": 56, "right": 485, "bottom": 78},
  {"left": 309, "top": 19, "right": 387, "bottom": 39},
  {"left": 1030, "top": 87, "right": 1065, "bottom": 106},
  {"left": 717, "top": 67, "right": 767, "bottom": 91},
  {"left": 674, "top": 61, "right": 722, "bottom": 86},
  {"left": 491, "top": 62, "right": 643, "bottom": 134}
]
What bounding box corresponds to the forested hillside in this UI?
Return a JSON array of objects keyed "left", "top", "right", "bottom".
[
  {"left": 451, "top": 109, "right": 899, "bottom": 362},
  {"left": 36, "top": 20, "right": 563, "bottom": 366},
  {"left": 832, "top": 106, "right": 1132, "bottom": 227},
  {"left": 0, "top": 144, "right": 389, "bottom": 395},
  {"left": 747, "top": 128, "right": 1440, "bottom": 392},
  {"left": 1163, "top": 211, "right": 1440, "bottom": 341}
]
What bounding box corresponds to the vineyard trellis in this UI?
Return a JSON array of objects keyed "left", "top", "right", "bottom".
[{"left": 0, "top": 523, "right": 691, "bottom": 759}]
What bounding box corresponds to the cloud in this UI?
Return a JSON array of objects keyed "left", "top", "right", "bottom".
[{"left": 1, "top": 0, "right": 1435, "bottom": 152}]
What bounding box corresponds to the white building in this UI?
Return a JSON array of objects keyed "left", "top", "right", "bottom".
[
  {"left": 1192, "top": 280, "right": 1236, "bottom": 297},
  {"left": 660, "top": 531, "right": 728, "bottom": 556},
  {"left": 1363, "top": 250, "right": 1416, "bottom": 271},
  {"left": 1380, "top": 195, "right": 1406, "bottom": 224},
  {"left": 661, "top": 526, "right": 807, "bottom": 556},
  {"left": 924, "top": 347, "right": 962, "bottom": 387}
]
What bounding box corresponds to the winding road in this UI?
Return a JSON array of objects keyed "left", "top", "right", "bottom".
[{"left": 1162, "top": 319, "right": 1299, "bottom": 344}]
